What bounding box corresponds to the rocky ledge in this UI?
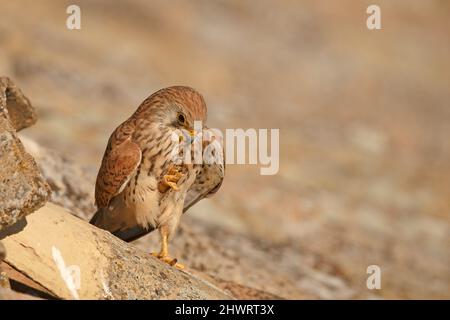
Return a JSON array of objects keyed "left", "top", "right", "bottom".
[{"left": 1, "top": 77, "right": 355, "bottom": 300}]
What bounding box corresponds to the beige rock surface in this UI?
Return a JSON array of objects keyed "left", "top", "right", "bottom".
[{"left": 0, "top": 202, "right": 232, "bottom": 300}]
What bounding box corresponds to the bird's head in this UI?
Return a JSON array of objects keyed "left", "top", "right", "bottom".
[{"left": 136, "top": 86, "right": 207, "bottom": 138}]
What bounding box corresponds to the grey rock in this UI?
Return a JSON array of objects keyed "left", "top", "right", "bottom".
[
  {"left": 0, "top": 82, "right": 51, "bottom": 230},
  {"left": 0, "top": 77, "right": 37, "bottom": 131}
]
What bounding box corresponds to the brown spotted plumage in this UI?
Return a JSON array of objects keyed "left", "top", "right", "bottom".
[{"left": 90, "top": 86, "right": 224, "bottom": 269}]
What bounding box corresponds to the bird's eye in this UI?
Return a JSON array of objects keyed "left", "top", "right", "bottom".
[{"left": 177, "top": 113, "right": 186, "bottom": 124}]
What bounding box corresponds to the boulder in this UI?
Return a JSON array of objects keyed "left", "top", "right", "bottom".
[
  {"left": 0, "top": 78, "right": 51, "bottom": 230},
  {"left": 0, "top": 203, "right": 231, "bottom": 300},
  {"left": 0, "top": 77, "right": 37, "bottom": 131}
]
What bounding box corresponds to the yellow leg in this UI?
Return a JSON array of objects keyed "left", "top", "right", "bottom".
[
  {"left": 151, "top": 227, "right": 184, "bottom": 270},
  {"left": 159, "top": 229, "right": 169, "bottom": 258}
]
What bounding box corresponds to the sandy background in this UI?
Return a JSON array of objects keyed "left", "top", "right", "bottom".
[{"left": 0, "top": 0, "right": 448, "bottom": 298}]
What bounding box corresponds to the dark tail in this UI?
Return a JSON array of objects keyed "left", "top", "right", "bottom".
[
  {"left": 89, "top": 209, "right": 102, "bottom": 225},
  {"left": 112, "top": 226, "right": 155, "bottom": 242},
  {"left": 89, "top": 208, "right": 155, "bottom": 242}
]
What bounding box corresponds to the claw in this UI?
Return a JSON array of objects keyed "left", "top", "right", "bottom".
[
  {"left": 150, "top": 252, "right": 185, "bottom": 270},
  {"left": 166, "top": 181, "right": 179, "bottom": 191},
  {"left": 158, "top": 164, "right": 184, "bottom": 193}
]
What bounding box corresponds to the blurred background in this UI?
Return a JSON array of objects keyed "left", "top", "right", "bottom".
[{"left": 0, "top": 0, "right": 448, "bottom": 299}]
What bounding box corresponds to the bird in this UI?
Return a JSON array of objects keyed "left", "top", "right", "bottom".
[{"left": 89, "top": 86, "right": 224, "bottom": 269}]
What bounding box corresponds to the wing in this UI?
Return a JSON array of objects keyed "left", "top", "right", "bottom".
[
  {"left": 183, "top": 133, "right": 225, "bottom": 212},
  {"left": 94, "top": 120, "right": 142, "bottom": 209},
  {"left": 183, "top": 163, "right": 224, "bottom": 213}
]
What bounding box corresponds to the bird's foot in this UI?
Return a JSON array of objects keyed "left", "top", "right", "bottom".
[
  {"left": 150, "top": 252, "right": 185, "bottom": 270},
  {"left": 158, "top": 164, "right": 184, "bottom": 193}
]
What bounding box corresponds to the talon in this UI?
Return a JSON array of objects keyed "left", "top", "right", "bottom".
[
  {"left": 166, "top": 258, "right": 184, "bottom": 270},
  {"left": 167, "top": 165, "right": 183, "bottom": 176},
  {"left": 150, "top": 253, "right": 184, "bottom": 270},
  {"left": 174, "top": 262, "right": 185, "bottom": 270},
  {"left": 167, "top": 181, "right": 179, "bottom": 191},
  {"left": 158, "top": 165, "right": 184, "bottom": 193}
]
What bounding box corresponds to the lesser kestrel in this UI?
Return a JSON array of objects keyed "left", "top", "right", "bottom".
[{"left": 90, "top": 86, "right": 224, "bottom": 269}]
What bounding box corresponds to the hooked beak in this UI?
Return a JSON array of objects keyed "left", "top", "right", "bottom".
[{"left": 179, "top": 129, "right": 196, "bottom": 143}]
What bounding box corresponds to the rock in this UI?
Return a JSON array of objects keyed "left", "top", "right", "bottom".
[
  {"left": 0, "top": 288, "right": 40, "bottom": 300},
  {"left": 17, "top": 138, "right": 357, "bottom": 299},
  {"left": 191, "top": 272, "right": 283, "bottom": 299},
  {"left": 0, "top": 241, "right": 4, "bottom": 261},
  {"left": 0, "top": 77, "right": 51, "bottom": 229},
  {"left": 0, "top": 241, "right": 9, "bottom": 289},
  {"left": 0, "top": 77, "right": 37, "bottom": 131},
  {"left": 0, "top": 202, "right": 231, "bottom": 300},
  {"left": 134, "top": 219, "right": 356, "bottom": 299},
  {"left": 20, "top": 136, "right": 95, "bottom": 220},
  {"left": 0, "top": 113, "right": 51, "bottom": 229},
  {"left": 0, "top": 270, "right": 10, "bottom": 289}
]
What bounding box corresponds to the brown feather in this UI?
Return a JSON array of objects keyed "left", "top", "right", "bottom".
[{"left": 95, "top": 120, "right": 142, "bottom": 208}]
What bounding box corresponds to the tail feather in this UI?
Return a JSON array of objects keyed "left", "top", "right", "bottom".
[
  {"left": 89, "top": 208, "right": 155, "bottom": 242},
  {"left": 89, "top": 207, "right": 121, "bottom": 234},
  {"left": 112, "top": 225, "right": 154, "bottom": 242},
  {"left": 89, "top": 208, "right": 102, "bottom": 225}
]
